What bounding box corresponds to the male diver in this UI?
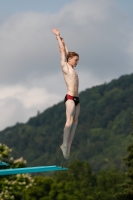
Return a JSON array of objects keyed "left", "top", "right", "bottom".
[{"left": 52, "top": 28, "right": 80, "bottom": 159}]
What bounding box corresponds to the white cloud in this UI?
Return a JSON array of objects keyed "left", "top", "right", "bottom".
[
  {"left": 78, "top": 69, "right": 104, "bottom": 92},
  {"left": 0, "top": 83, "right": 62, "bottom": 130},
  {"left": 59, "top": 0, "right": 111, "bottom": 24}
]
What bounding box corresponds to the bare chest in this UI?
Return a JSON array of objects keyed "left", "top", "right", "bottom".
[{"left": 68, "top": 68, "right": 78, "bottom": 79}]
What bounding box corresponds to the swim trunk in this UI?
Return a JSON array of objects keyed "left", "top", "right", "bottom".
[{"left": 64, "top": 94, "right": 80, "bottom": 106}]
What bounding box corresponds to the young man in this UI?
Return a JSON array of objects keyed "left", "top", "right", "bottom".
[{"left": 52, "top": 28, "right": 80, "bottom": 159}]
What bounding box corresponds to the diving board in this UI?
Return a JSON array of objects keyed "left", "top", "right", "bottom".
[
  {"left": 0, "top": 161, "right": 9, "bottom": 166},
  {"left": 0, "top": 165, "right": 68, "bottom": 176}
]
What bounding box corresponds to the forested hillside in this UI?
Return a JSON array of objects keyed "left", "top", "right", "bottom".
[{"left": 0, "top": 73, "right": 133, "bottom": 171}]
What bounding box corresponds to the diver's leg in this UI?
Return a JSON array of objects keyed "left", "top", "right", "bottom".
[
  {"left": 68, "top": 103, "right": 80, "bottom": 156},
  {"left": 60, "top": 99, "right": 75, "bottom": 159}
]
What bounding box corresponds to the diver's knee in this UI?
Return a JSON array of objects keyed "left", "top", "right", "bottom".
[{"left": 66, "top": 119, "right": 73, "bottom": 127}]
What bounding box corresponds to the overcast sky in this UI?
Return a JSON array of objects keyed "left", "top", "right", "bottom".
[{"left": 0, "top": 0, "right": 133, "bottom": 131}]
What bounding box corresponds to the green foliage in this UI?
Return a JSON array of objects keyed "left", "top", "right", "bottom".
[
  {"left": 116, "top": 116, "right": 133, "bottom": 200},
  {"left": 24, "top": 176, "right": 53, "bottom": 200},
  {"left": 23, "top": 160, "right": 124, "bottom": 200},
  {"left": 0, "top": 144, "right": 34, "bottom": 200},
  {"left": 0, "top": 74, "right": 133, "bottom": 171}
]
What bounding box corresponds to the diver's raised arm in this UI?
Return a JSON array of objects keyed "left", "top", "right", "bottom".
[
  {"left": 60, "top": 37, "right": 68, "bottom": 58},
  {"left": 52, "top": 28, "right": 68, "bottom": 70}
]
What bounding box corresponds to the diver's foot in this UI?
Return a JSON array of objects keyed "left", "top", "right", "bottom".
[{"left": 60, "top": 145, "right": 69, "bottom": 159}]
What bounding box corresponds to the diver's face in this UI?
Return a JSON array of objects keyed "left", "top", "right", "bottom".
[{"left": 69, "top": 56, "right": 79, "bottom": 67}]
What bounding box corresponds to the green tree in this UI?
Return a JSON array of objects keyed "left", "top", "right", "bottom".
[
  {"left": 23, "top": 160, "right": 95, "bottom": 200},
  {"left": 94, "top": 170, "right": 124, "bottom": 200},
  {"left": 116, "top": 115, "right": 133, "bottom": 200},
  {"left": 0, "top": 143, "right": 34, "bottom": 200},
  {"left": 23, "top": 160, "right": 124, "bottom": 200}
]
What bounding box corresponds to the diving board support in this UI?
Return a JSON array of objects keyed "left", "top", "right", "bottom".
[{"left": 0, "top": 165, "right": 68, "bottom": 176}]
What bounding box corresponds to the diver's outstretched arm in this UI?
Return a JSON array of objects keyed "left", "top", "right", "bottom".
[
  {"left": 60, "top": 37, "right": 68, "bottom": 58},
  {"left": 52, "top": 28, "right": 68, "bottom": 69}
]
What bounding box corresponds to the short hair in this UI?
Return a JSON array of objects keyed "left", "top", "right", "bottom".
[{"left": 67, "top": 52, "right": 79, "bottom": 62}]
